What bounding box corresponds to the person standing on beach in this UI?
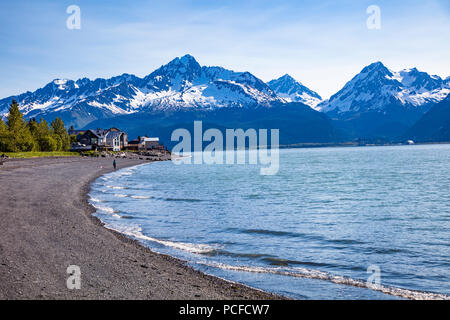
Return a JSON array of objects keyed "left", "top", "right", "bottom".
[{"left": 113, "top": 159, "right": 117, "bottom": 170}]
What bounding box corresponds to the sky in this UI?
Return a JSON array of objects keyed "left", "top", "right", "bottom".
[{"left": 0, "top": 0, "right": 449, "bottom": 99}]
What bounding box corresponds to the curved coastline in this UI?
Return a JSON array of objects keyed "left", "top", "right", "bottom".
[
  {"left": 84, "top": 160, "right": 283, "bottom": 299},
  {"left": 0, "top": 156, "right": 282, "bottom": 299},
  {"left": 89, "top": 157, "right": 450, "bottom": 301}
]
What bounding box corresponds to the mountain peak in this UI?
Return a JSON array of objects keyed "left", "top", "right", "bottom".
[
  {"left": 179, "top": 54, "right": 197, "bottom": 64},
  {"left": 49, "top": 78, "right": 74, "bottom": 91},
  {"left": 52, "top": 78, "right": 68, "bottom": 84},
  {"left": 166, "top": 54, "right": 200, "bottom": 69},
  {"left": 369, "top": 61, "right": 385, "bottom": 68},
  {"left": 361, "top": 61, "right": 390, "bottom": 75},
  {"left": 268, "top": 74, "right": 322, "bottom": 108},
  {"left": 141, "top": 54, "right": 203, "bottom": 90},
  {"left": 279, "top": 74, "right": 295, "bottom": 81}
]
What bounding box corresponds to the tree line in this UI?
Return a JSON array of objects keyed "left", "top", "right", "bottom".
[{"left": 0, "top": 100, "right": 70, "bottom": 152}]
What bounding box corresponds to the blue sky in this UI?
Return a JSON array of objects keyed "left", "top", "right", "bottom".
[{"left": 0, "top": 0, "right": 449, "bottom": 99}]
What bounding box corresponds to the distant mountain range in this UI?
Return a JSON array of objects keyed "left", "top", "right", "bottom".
[
  {"left": 0, "top": 55, "right": 282, "bottom": 128},
  {"left": 318, "top": 62, "right": 449, "bottom": 140},
  {"left": 0, "top": 55, "right": 449, "bottom": 146},
  {"left": 319, "top": 62, "right": 449, "bottom": 114}
]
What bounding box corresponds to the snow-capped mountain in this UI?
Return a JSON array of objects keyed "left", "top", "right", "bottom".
[
  {"left": 0, "top": 55, "right": 282, "bottom": 127},
  {"left": 1, "top": 56, "right": 448, "bottom": 142},
  {"left": 138, "top": 55, "right": 281, "bottom": 110},
  {"left": 319, "top": 62, "right": 450, "bottom": 115},
  {"left": 267, "top": 74, "right": 322, "bottom": 109}
]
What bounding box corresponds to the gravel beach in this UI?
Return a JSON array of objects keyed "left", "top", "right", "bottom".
[{"left": 0, "top": 157, "right": 281, "bottom": 300}]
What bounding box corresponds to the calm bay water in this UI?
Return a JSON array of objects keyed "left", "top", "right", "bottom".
[{"left": 89, "top": 145, "right": 450, "bottom": 299}]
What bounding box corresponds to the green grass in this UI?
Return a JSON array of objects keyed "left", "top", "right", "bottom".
[{"left": 3, "top": 151, "right": 80, "bottom": 158}]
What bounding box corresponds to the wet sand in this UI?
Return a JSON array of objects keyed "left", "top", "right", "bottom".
[{"left": 0, "top": 157, "right": 281, "bottom": 299}]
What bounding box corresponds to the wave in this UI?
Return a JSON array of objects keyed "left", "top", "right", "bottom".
[
  {"left": 201, "top": 262, "right": 450, "bottom": 300},
  {"left": 236, "top": 228, "right": 300, "bottom": 237},
  {"left": 235, "top": 228, "right": 367, "bottom": 245},
  {"left": 106, "top": 185, "right": 128, "bottom": 190},
  {"left": 165, "top": 198, "right": 203, "bottom": 202},
  {"left": 94, "top": 205, "right": 115, "bottom": 214},
  {"left": 114, "top": 194, "right": 129, "bottom": 198},
  {"left": 131, "top": 195, "right": 152, "bottom": 199},
  {"left": 261, "top": 257, "right": 333, "bottom": 268},
  {"left": 91, "top": 203, "right": 119, "bottom": 215},
  {"left": 200, "top": 249, "right": 363, "bottom": 271},
  {"left": 199, "top": 249, "right": 275, "bottom": 259},
  {"left": 106, "top": 225, "right": 216, "bottom": 254}
]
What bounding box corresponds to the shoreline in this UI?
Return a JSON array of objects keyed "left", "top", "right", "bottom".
[
  {"left": 0, "top": 156, "right": 283, "bottom": 299},
  {"left": 83, "top": 161, "right": 281, "bottom": 298}
]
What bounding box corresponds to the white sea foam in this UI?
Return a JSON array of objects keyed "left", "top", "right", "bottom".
[
  {"left": 106, "top": 185, "right": 127, "bottom": 190},
  {"left": 107, "top": 225, "right": 215, "bottom": 254},
  {"left": 92, "top": 204, "right": 116, "bottom": 214},
  {"left": 114, "top": 194, "right": 129, "bottom": 198},
  {"left": 114, "top": 171, "right": 133, "bottom": 177},
  {"left": 131, "top": 195, "right": 152, "bottom": 199},
  {"left": 89, "top": 197, "right": 102, "bottom": 203},
  {"left": 199, "top": 262, "right": 450, "bottom": 300}
]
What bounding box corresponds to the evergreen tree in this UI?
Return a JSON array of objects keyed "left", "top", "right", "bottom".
[
  {"left": 40, "top": 134, "right": 58, "bottom": 151},
  {"left": 50, "top": 117, "right": 70, "bottom": 151},
  {"left": 27, "top": 118, "right": 39, "bottom": 147},
  {"left": 39, "top": 119, "right": 57, "bottom": 151},
  {"left": 6, "top": 100, "right": 35, "bottom": 152},
  {"left": 0, "top": 118, "right": 6, "bottom": 134},
  {"left": 0, "top": 117, "right": 11, "bottom": 152},
  {"left": 28, "top": 117, "right": 58, "bottom": 151}
]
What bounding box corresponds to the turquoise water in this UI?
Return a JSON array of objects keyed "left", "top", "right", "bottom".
[{"left": 89, "top": 145, "right": 450, "bottom": 299}]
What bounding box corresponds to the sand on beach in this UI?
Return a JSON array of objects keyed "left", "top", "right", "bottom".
[{"left": 0, "top": 157, "right": 280, "bottom": 300}]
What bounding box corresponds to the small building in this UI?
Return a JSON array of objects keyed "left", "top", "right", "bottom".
[
  {"left": 124, "top": 136, "right": 165, "bottom": 151},
  {"left": 125, "top": 139, "right": 141, "bottom": 151},
  {"left": 142, "top": 137, "right": 161, "bottom": 150}
]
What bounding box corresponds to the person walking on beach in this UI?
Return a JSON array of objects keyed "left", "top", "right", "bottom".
[{"left": 113, "top": 159, "right": 117, "bottom": 170}]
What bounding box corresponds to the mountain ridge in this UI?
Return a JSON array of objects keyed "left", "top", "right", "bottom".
[
  {"left": 318, "top": 61, "right": 449, "bottom": 115},
  {"left": 0, "top": 55, "right": 287, "bottom": 128},
  {"left": 0, "top": 56, "right": 448, "bottom": 143}
]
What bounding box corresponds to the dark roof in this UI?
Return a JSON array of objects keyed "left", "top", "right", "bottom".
[
  {"left": 88, "top": 129, "right": 108, "bottom": 138},
  {"left": 85, "top": 128, "right": 126, "bottom": 139}
]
